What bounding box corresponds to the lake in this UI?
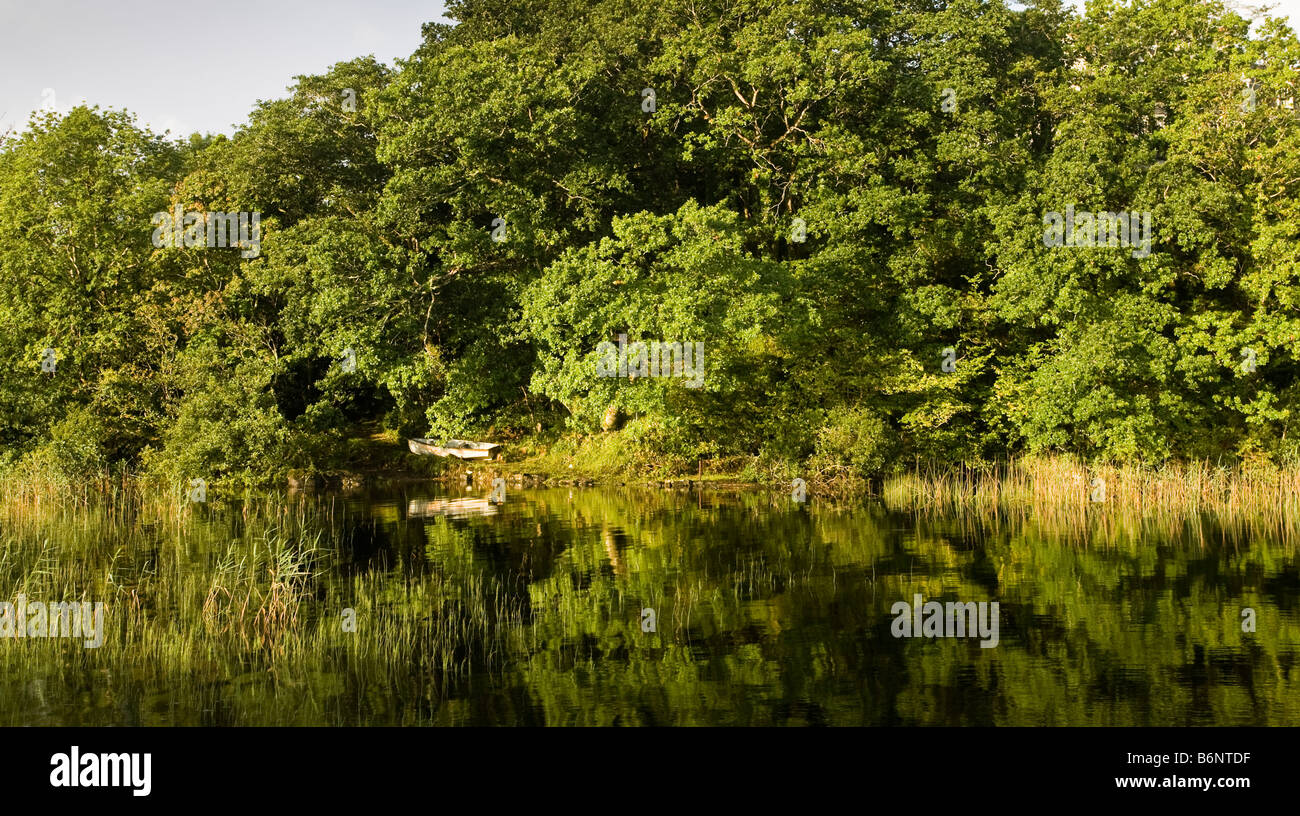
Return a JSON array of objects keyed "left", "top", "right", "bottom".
[{"left": 1, "top": 483, "right": 1297, "bottom": 725}]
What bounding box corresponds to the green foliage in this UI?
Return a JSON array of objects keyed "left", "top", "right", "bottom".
[
  {"left": 810, "top": 404, "right": 898, "bottom": 478},
  {"left": 2, "top": 0, "right": 1300, "bottom": 483}
]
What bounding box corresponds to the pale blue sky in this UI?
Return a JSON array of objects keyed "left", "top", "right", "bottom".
[
  {"left": 0, "top": 0, "right": 447, "bottom": 138},
  {"left": 1, "top": 1, "right": 1297, "bottom": 140}
]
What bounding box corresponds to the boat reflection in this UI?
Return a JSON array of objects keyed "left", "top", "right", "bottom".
[{"left": 407, "top": 497, "right": 499, "bottom": 518}]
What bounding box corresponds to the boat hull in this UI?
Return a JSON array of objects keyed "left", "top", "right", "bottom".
[{"left": 407, "top": 438, "right": 502, "bottom": 460}]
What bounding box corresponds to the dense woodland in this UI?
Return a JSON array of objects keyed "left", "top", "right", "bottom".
[{"left": 2, "top": 0, "right": 1299, "bottom": 488}]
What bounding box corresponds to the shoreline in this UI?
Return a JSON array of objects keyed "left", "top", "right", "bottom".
[
  {"left": 277, "top": 439, "right": 1300, "bottom": 515},
  {"left": 8, "top": 436, "right": 1300, "bottom": 518}
]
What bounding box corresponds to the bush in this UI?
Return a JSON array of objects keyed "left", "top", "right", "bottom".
[
  {"left": 809, "top": 405, "right": 896, "bottom": 480},
  {"left": 13, "top": 405, "right": 113, "bottom": 484}
]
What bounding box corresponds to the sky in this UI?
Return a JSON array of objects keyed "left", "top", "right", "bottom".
[
  {"left": 0, "top": 0, "right": 448, "bottom": 138},
  {"left": 1, "top": 0, "right": 1297, "bottom": 140}
]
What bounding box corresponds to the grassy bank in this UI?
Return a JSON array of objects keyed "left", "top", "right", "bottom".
[
  {"left": 9, "top": 424, "right": 1300, "bottom": 520},
  {"left": 414, "top": 433, "right": 1300, "bottom": 522}
]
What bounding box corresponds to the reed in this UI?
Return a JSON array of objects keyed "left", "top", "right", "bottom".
[
  {"left": 883, "top": 455, "right": 1300, "bottom": 542},
  {"left": 0, "top": 477, "right": 529, "bottom": 724},
  {"left": 3, "top": 461, "right": 1297, "bottom": 726}
]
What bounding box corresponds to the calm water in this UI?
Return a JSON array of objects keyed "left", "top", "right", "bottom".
[{"left": 3, "top": 484, "right": 1298, "bottom": 725}]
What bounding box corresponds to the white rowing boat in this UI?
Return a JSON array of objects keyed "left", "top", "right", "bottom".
[{"left": 406, "top": 438, "right": 503, "bottom": 460}]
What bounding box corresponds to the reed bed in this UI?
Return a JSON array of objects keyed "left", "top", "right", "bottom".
[
  {"left": 882, "top": 456, "right": 1300, "bottom": 543},
  {"left": 0, "top": 474, "right": 529, "bottom": 724}
]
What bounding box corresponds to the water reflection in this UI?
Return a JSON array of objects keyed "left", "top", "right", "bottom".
[
  {"left": 1, "top": 483, "right": 1297, "bottom": 725},
  {"left": 407, "top": 498, "right": 497, "bottom": 519}
]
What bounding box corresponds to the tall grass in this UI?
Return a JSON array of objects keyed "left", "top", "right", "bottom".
[
  {"left": 0, "top": 473, "right": 527, "bottom": 724},
  {"left": 883, "top": 456, "right": 1300, "bottom": 542},
  {"left": 3, "top": 462, "right": 1297, "bottom": 725}
]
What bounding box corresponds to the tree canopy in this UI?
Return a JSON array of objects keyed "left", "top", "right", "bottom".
[{"left": 2, "top": 0, "right": 1298, "bottom": 486}]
